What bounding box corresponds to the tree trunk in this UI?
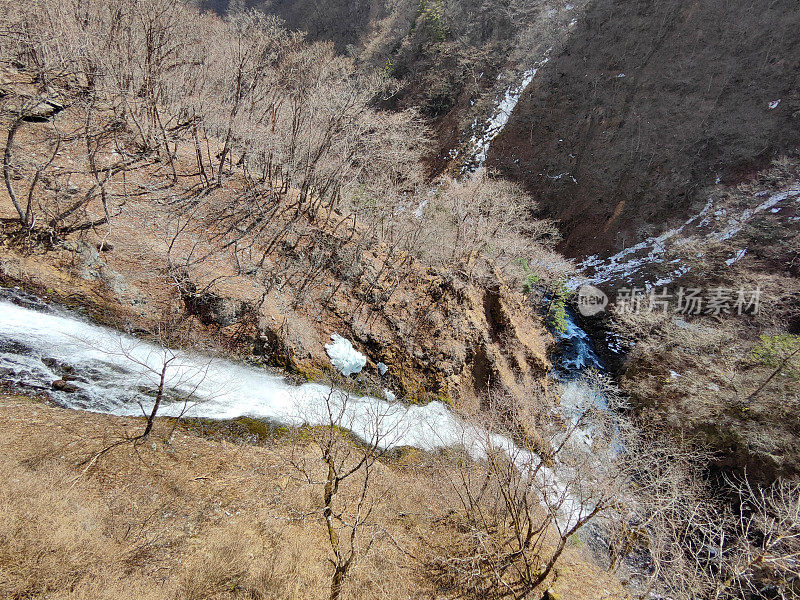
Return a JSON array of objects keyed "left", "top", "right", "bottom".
[
  {"left": 139, "top": 365, "right": 168, "bottom": 441},
  {"left": 3, "top": 118, "right": 26, "bottom": 224},
  {"left": 329, "top": 561, "right": 351, "bottom": 600}
]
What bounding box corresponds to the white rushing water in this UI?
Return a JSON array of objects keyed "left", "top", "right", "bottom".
[
  {"left": 0, "top": 297, "right": 497, "bottom": 452},
  {"left": 0, "top": 295, "right": 608, "bottom": 526}
]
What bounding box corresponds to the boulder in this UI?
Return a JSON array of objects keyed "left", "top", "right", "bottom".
[
  {"left": 22, "top": 98, "right": 65, "bottom": 122},
  {"left": 183, "top": 290, "right": 250, "bottom": 327},
  {"left": 52, "top": 379, "right": 79, "bottom": 393}
]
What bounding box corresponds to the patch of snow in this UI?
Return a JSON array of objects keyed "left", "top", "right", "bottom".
[
  {"left": 711, "top": 189, "right": 799, "bottom": 242},
  {"left": 325, "top": 334, "right": 366, "bottom": 377},
  {"left": 384, "top": 389, "right": 396, "bottom": 402},
  {"left": 463, "top": 55, "right": 551, "bottom": 171},
  {"left": 725, "top": 248, "right": 747, "bottom": 266},
  {"left": 580, "top": 188, "right": 800, "bottom": 287},
  {"left": 376, "top": 362, "right": 388, "bottom": 376}
]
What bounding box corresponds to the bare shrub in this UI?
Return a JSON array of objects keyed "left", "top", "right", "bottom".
[
  {"left": 612, "top": 460, "right": 800, "bottom": 600},
  {"left": 287, "top": 382, "right": 406, "bottom": 600},
  {"left": 430, "top": 377, "right": 629, "bottom": 598}
]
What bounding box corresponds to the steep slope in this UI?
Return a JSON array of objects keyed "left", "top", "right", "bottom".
[
  {"left": 491, "top": 0, "right": 800, "bottom": 259},
  {"left": 225, "top": 0, "right": 388, "bottom": 52},
  {"left": 0, "top": 66, "right": 551, "bottom": 409},
  {"left": 0, "top": 394, "right": 622, "bottom": 600},
  {"left": 209, "top": 0, "right": 587, "bottom": 165}
]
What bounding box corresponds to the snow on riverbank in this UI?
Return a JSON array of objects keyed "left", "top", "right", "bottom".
[
  {"left": 325, "top": 333, "right": 366, "bottom": 376},
  {"left": 575, "top": 187, "right": 800, "bottom": 288}
]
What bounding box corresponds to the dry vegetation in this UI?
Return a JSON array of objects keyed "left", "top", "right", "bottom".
[
  {"left": 1, "top": 2, "right": 798, "bottom": 600},
  {"left": 611, "top": 158, "right": 800, "bottom": 482},
  {"left": 0, "top": 0, "right": 568, "bottom": 406},
  {"left": 0, "top": 391, "right": 624, "bottom": 600},
  {"left": 2, "top": 378, "right": 796, "bottom": 600}
]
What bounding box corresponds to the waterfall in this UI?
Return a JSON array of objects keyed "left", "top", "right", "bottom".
[
  {"left": 0, "top": 291, "right": 608, "bottom": 528},
  {"left": 0, "top": 295, "right": 470, "bottom": 450}
]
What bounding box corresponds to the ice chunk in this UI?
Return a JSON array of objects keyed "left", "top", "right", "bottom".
[
  {"left": 376, "top": 362, "right": 388, "bottom": 376},
  {"left": 325, "top": 334, "right": 366, "bottom": 377},
  {"left": 769, "top": 99, "right": 781, "bottom": 110}
]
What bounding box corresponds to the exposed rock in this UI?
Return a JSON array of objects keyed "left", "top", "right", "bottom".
[
  {"left": 52, "top": 379, "right": 79, "bottom": 393},
  {"left": 253, "top": 317, "right": 312, "bottom": 374},
  {"left": 71, "top": 241, "right": 144, "bottom": 306},
  {"left": 21, "top": 97, "right": 65, "bottom": 122},
  {"left": 182, "top": 288, "right": 250, "bottom": 327}
]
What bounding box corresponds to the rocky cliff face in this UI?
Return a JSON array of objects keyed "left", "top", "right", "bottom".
[{"left": 491, "top": 0, "right": 800, "bottom": 259}]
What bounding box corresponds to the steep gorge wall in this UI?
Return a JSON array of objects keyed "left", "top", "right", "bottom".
[{"left": 491, "top": 0, "right": 800, "bottom": 259}]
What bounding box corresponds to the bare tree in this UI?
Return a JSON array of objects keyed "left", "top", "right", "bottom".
[
  {"left": 431, "top": 378, "right": 628, "bottom": 598},
  {"left": 603, "top": 431, "right": 724, "bottom": 600},
  {"left": 288, "top": 381, "right": 405, "bottom": 600},
  {"left": 604, "top": 432, "right": 799, "bottom": 600},
  {"left": 72, "top": 303, "right": 216, "bottom": 481},
  {"left": 718, "top": 477, "right": 800, "bottom": 599}
]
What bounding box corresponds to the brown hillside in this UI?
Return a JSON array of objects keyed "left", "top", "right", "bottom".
[{"left": 491, "top": 0, "right": 800, "bottom": 258}]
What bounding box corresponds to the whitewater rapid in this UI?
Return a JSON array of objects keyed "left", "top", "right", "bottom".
[
  {"left": 0, "top": 293, "right": 608, "bottom": 527},
  {"left": 0, "top": 297, "right": 482, "bottom": 451}
]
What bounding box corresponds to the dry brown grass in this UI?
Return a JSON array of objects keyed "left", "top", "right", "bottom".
[{"left": 0, "top": 392, "right": 623, "bottom": 600}]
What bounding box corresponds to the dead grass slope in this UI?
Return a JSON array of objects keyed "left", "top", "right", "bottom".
[{"left": 0, "top": 392, "right": 622, "bottom": 600}]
